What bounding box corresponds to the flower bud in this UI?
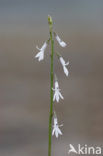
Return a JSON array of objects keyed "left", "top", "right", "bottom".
[{"left": 48, "top": 15, "right": 53, "bottom": 25}]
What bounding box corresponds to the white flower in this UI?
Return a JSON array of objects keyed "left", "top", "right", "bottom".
[
  {"left": 53, "top": 80, "right": 64, "bottom": 103},
  {"left": 35, "top": 42, "right": 47, "bottom": 61},
  {"left": 59, "top": 57, "right": 69, "bottom": 76},
  {"left": 55, "top": 34, "right": 67, "bottom": 47},
  {"left": 52, "top": 117, "right": 63, "bottom": 138}
]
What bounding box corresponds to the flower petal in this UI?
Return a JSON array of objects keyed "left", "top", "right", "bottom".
[
  {"left": 53, "top": 93, "right": 56, "bottom": 101},
  {"left": 36, "top": 46, "right": 40, "bottom": 50},
  {"left": 54, "top": 118, "right": 58, "bottom": 125},
  {"left": 52, "top": 128, "right": 55, "bottom": 136},
  {"left": 55, "top": 81, "right": 59, "bottom": 89},
  {"left": 60, "top": 57, "right": 65, "bottom": 66},
  {"left": 55, "top": 92, "right": 59, "bottom": 102},
  {"left": 59, "top": 92, "right": 64, "bottom": 99},
  {"left": 55, "top": 129, "right": 59, "bottom": 138},
  {"left": 57, "top": 127, "right": 62, "bottom": 135},
  {"left": 35, "top": 52, "right": 41, "bottom": 58},
  {"left": 60, "top": 41, "right": 67, "bottom": 47},
  {"left": 63, "top": 66, "right": 69, "bottom": 76},
  {"left": 41, "top": 42, "right": 47, "bottom": 51},
  {"left": 65, "top": 61, "right": 69, "bottom": 66}
]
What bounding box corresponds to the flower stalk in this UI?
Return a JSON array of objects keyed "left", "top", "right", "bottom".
[
  {"left": 35, "top": 15, "right": 69, "bottom": 156},
  {"left": 48, "top": 15, "right": 54, "bottom": 156}
]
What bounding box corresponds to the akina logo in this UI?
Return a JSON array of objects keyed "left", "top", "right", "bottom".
[{"left": 68, "top": 144, "right": 102, "bottom": 155}]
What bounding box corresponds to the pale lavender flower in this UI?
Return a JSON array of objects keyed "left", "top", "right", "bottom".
[
  {"left": 35, "top": 41, "right": 47, "bottom": 61},
  {"left": 52, "top": 117, "right": 63, "bottom": 138},
  {"left": 59, "top": 57, "right": 69, "bottom": 76},
  {"left": 55, "top": 34, "right": 67, "bottom": 47},
  {"left": 53, "top": 80, "right": 64, "bottom": 103}
]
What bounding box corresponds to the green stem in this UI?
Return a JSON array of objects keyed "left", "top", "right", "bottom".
[{"left": 48, "top": 22, "right": 54, "bottom": 156}]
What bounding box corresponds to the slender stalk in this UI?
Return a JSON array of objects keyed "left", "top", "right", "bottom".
[{"left": 48, "top": 16, "right": 54, "bottom": 156}]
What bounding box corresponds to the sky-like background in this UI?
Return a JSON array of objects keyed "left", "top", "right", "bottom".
[{"left": 0, "top": 0, "right": 103, "bottom": 156}]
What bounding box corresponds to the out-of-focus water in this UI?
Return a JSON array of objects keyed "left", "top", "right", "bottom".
[{"left": 0, "top": 0, "right": 103, "bottom": 156}]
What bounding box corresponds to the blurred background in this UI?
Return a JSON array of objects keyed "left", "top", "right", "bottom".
[{"left": 0, "top": 0, "right": 103, "bottom": 155}]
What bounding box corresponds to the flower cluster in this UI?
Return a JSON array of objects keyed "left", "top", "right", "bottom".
[
  {"left": 35, "top": 16, "right": 69, "bottom": 138},
  {"left": 35, "top": 34, "right": 69, "bottom": 76}
]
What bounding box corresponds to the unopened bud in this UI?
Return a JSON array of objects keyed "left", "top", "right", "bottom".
[{"left": 48, "top": 15, "right": 53, "bottom": 25}]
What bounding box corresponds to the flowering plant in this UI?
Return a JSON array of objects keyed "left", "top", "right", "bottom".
[{"left": 35, "top": 15, "right": 70, "bottom": 156}]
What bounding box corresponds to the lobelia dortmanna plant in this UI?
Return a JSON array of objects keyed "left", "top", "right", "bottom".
[{"left": 35, "top": 15, "right": 69, "bottom": 156}]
